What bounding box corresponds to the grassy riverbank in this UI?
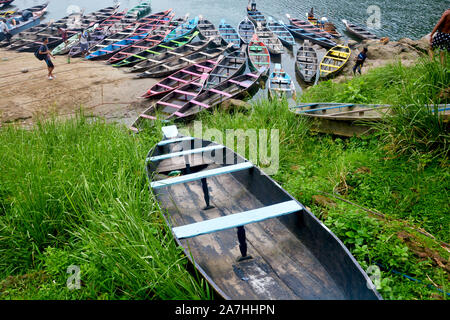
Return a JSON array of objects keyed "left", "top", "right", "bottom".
[{"left": 0, "top": 54, "right": 448, "bottom": 300}]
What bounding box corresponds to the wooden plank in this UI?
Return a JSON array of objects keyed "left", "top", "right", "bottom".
[
  {"left": 157, "top": 136, "right": 195, "bottom": 146},
  {"left": 173, "top": 200, "right": 302, "bottom": 239},
  {"left": 151, "top": 161, "right": 253, "bottom": 189}
]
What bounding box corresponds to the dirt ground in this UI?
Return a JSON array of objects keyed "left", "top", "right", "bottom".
[{"left": 0, "top": 48, "right": 157, "bottom": 128}]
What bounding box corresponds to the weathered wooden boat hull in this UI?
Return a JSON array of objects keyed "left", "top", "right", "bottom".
[
  {"left": 218, "top": 20, "right": 241, "bottom": 49},
  {"left": 342, "top": 20, "right": 379, "bottom": 40},
  {"left": 197, "top": 18, "right": 223, "bottom": 46},
  {"left": 285, "top": 23, "right": 336, "bottom": 49},
  {"left": 290, "top": 103, "right": 450, "bottom": 137},
  {"left": 238, "top": 17, "right": 255, "bottom": 44},
  {"left": 319, "top": 45, "right": 351, "bottom": 78},
  {"left": 248, "top": 34, "right": 270, "bottom": 76},
  {"left": 295, "top": 43, "right": 318, "bottom": 83},
  {"left": 145, "top": 128, "right": 383, "bottom": 300}
]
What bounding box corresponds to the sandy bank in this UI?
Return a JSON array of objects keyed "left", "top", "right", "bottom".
[{"left": 0, "top": 49, "right": 157, "bottom": 127}]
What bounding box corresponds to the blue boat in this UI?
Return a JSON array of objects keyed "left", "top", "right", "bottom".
[
  {"left": 164, "top": 16, "right": 198, "bottom": 43},
  {"left": 0, "top": 4, "right": 47, "bottom": 42},
  {"left": 267, "top": 17, "right": 295, "bottom": 48},
  {"left": 246, "top": 0, "right": 266, "bottom": 25},
  {"left": 85, "top": 33, "right": 150, "bottom": 60},
  {"left": 268, "top": 63, "right": 296, "bottom": 99},
  {"left": 218, "top": 19, "right": 240, "bottom": 49}
]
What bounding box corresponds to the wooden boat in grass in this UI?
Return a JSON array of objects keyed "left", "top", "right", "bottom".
[
  {"left": 131, "top": 72, "right": 213, "bottom": 130},
  {"left": 126, "top": 0, "right": 152, "bottom": 20},
  {"left": 291, "top": 103, "right": 450, "bottom": 136},
  {"left": 197, "top": 16, "right": 222, "bottom": 46},
  {"left": 266, "top": 18, "right": 295, "bottom": 48},
  {"left": 342, "top": 19, "right": 379, "bottom": 40},
  {"left": 255, "top": 22, "right": 283, "bottom": 55},
  {"left": 246, "top": 0, "right": 266, "bottom": 26},
  {"left": 268, "top": 63, "right": 296, "bottom": 99},
  {"left": 170, "top": 70, "right": 264, "bottom": 121},
  {"left": 238, "top": 17, "right": 255, "bottom": 44},
  {"left": 144, "top": 125, "right": 383, "bottom": 300},
  {"left": 295, "top": 40, "right": 318, "bottom": 83},
  {"left": 283, "top": 22, "right": 336, "bottom": 49},
  {"left": 127, "top": 35, "right": 209, "bottom": 73},
  {"left": 137, "top": 44, "right": 231, "bottom": 78},
  {"left": 218, "top": 19, "right": 240, "bottom": 49},
  {"left": 319, "top": 45, "right": 351, "bottom": 78},
  {"left": 204, "top": 48, "right": 247, "bottom": 89},
  {"left": 248, "top": 33, "right": 270, "bottom": 76},
  {"left": 0, "top": 3, "right": 47, "bottom": 42},
  {"left": 107, "top": 32, "right": 167, "bottom": 64},
  {"left": 164, "top": 16, "right": 198, "bottom": 42}
]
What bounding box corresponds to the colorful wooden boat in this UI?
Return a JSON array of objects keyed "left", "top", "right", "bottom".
[
  {"left": 131, "top": 71, "right": 214, "bottom": 129},
  {"left": 342, "top": 19, "right": 379, "bottom": 40},
  {"left": 295, "top": 40, "right": 318, "bottom": 83},
  {"left": 0, "top": 1, "right": 48, "bottom": 18},
  {"left": 247, "top": 33, "right": 270, "bottom": 76},
  {"left": 307, "top": 14, "right": 342, "bottom": 38},
  {"left": 283, "top": 22, "right": 336, "bottom": 49},
  {"left": 0, "top": 0, "right": 14, "bottom": 9},
  {"left": 204, "top": 48, "right": 247, "bottom": 89},
  {"left": 197, "top": 16, "right": 222, "bottom": 46},
  {"left": 290, "top": 103, "right": 450, "bottom": 137},
  {"left": 218, "top": 19, "right": 240, "bottom": 49},
  {"left": 85, "top": 32, "right": 150, "bottom": 60},
  {"left": 237, "top": 17, "right": 255, "bottom": 44},
  {"left": 319, "top": 45, "right": 351, "bottom": 78},
  {"left": 164, "top": 16, "right": 198, "bottom": 42},
  {"left": 144, "top": 125, "right": 383, "bottom": 300},
  {"left": 137, "top": 44, "right": 230, "bottom": 78},
  {"left": 0, "top": 3, "right": 47, "bottom": 41},
  {"left": 52, "top": 24, "right": 97, "bottom": 55},
  {"left": 255, "top": 22, "right": 283, "bottom": 55},
  {"left": 287, "top": 14, "right": 333, "bottom": 40},
  {"left": 8, "top": 8, "right": 124, "bottom": 51},
  {"left": 266, "top": 17, "right": 295, "bottom": 48},
  {"left": 268, "top": 63, "right": 296, "bottom": 99},
  {"left": 126, "top": 1, "right": 152, "bottom": 20},
  {"left": 142, "top": 61, "right": 215, "bottom": 99},
  {"left": 107, "top": 32, "right": 167, "bottom": 65},
  {"left": 246, "top": 0, "right": 266, "bottom": 26},
  {"left": 127, "top": 34, "right": 208, "bottom": 73},
  {"left": 172, "top": 70, "right": 264, "bottom": 120}
]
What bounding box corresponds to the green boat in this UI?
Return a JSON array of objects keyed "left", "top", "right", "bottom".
[
  {"left": 127, "top": 1, "right": 152, "bottom": 20},
  {"left": 51, "top": 25, "right": 97, "bottom": 56},
  {"left": 113, "top": 31, "right": 199, "bottom": 68}
]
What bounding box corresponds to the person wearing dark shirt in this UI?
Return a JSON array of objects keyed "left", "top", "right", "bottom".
[
  {"left": 38, "top": 38, "right": 55, "bottom": 80},
  {"left": 353, "top": 47, "right": 368, "bottom": 75},
  {"left": 0, "top": 18, "right": 12, "bottom": 42},
  {"left": 429, "top": 9, "right": 450, "bottom": 64},
  {"left": 22, "top": 9, "right": 32, "bottom": 22}
]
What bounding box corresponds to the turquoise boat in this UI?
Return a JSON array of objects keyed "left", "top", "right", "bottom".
[
  {"left": 268, "top": 63, "right": 296, "bottom": 99},
  {"left": 218, "top": 19, "right": 240, "bottom": 49},
  {"left": 164, "top": 16, "right": 198, "bottom": 42},
  {"left": 126, "top": 1, "right": 152, "bottom": 20},
  {"left": 85, "top": 33, "right": 149, "bottom": 60}
]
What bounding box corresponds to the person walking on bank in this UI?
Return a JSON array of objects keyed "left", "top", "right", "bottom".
[
  {"left": 353, "top": 47, "right": 368, "bottom": 75},
  {"left": 38, "top": 38, "right": 55, "bottom": 80},
  {"left": 429, "top": 9, "right": 450, "bottom": 64}
]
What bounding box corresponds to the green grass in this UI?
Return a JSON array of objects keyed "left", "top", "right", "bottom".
[{"left": 0, "top": 53, "right": 448, "bottom": 300}]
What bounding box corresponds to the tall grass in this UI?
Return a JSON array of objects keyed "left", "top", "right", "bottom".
[{"left": 0, "top": 115, "right": 210, "bottom": 299}]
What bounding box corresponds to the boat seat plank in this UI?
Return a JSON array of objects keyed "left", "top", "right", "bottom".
[
  {"left": 173, "top": 201, "right": 302, "bottom": 239},
  {"left": 157, "top": 136, "right": 195, "bottom": 146},
  {"left": 151, "top": 161, "right": 252, "bottom": 188}
]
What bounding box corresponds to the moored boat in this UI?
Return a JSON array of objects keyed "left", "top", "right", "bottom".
[
  {"left": 0, "top": 3, "right": 47, "bottom": 42},
  {"left": 237, "top": 17, "right": 255, "bottom": 44},
  {"left": 268, "top": 63, "right": 296, "bottom": 99},
  {"left": 319, "top": 44, "right": 351, "bottom": 78},
  {"left": 342, "top": 19, "right": 379, "bottom": 40},
  {"left": 255, "top": 22, "right": 283, "bottom": 55},
  {"left": 266, "top": 17, "right": 295, "bottom": 48},
  {"left": 126, "top": 0, "right": 152, "bottom": 20},
  {"left": 197, "top": 16, "right": 222, "bottom": 46},
  {"left": 283, "top": 21, "right": 336, "bottom": 49},
  {"left": 295, "top": 40, "right": 318, "bottom": 83},
  {"left": 247, "top": 33, "right": 270, "bottom": 76},
  {"left": 246, "top": 0, "right": 266, "bottom": 26},
  {"left": 204, "top": 48, "right": 247, "bottom": 88},
  {"left": 164, "top": 16, "right": 198, "bottom": 42},
  {"left": 144, "top": 125, "right": 383, "bottom": 300},
  {"left": 218, "top": 19, "right": 240, "bottom": 49}
]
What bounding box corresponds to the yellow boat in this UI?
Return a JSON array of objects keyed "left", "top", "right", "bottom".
[{"left": 319, "top": 45, "right": 351, "bottom": 78}]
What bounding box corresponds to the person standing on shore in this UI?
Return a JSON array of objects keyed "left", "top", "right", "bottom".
[
  {"left": 0, "top": 18, "right": 12, "bottom": 43},
  {"left": 58, "top": 27, "right": 68, "bottom": 47},
  {"left": 38, "top": 38, "right": 55, "bottom": 80},
  {"left": 429, "top": 9, "right": 450, "bottom": 64},
  {"left": 79, "top": 29, "right": 90, "bottom": 58},
  {"left": 353, "top": 47, "right": 368, "bottom": 75}
]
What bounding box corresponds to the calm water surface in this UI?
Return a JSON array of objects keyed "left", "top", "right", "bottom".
[{"left": 8, "top": 0, "right": 449, "bottom": 99}]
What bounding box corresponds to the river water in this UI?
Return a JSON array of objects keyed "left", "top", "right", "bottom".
[{"left": 7, "top": 0, "right": 448, "bottom": 99}]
